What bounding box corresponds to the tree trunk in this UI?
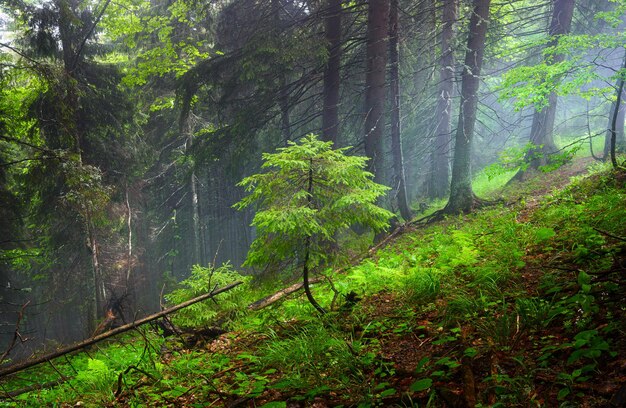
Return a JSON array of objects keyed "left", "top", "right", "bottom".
[
  {"left": 445, "top": 0, "right": 491, "bottom": 214},
  {"left": 430, "top": 0, "right": 456, "bottom": 199},
  {"left": 273, "top": 0, "right": 291, "bottom": 143},
  {"left": 182, "top": 116, "right": 203, "bottom": 265},
  {"left": 303, "top": 160, "right": 325, "bottom": 314},
  {"left": 364, "top": 0, "right": 390, "bottom": 183},
  {"left": 608, "top": 50, "right": 626, "bottom": 168},
  {"left": 321, "top": 0, "right": 342, "bottom": 144},
  {"left": 524, "top": 0, "right": 575, "bottom": 171},
  {"left": 604, "top": 51, "right": 626, "bottom": 161},
  {"left": 388, "top": 0, "right": 412, "bottom": 221},
  {"left": 125, "top": 187, "right": 133, "bottom": 286},
  {"left": 87, "top": 222, "right": 105, "bottom": 332}
]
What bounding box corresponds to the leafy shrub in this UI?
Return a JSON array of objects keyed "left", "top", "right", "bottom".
[{"left": 166, "top": 262, "right": 250, "bottom": 328}]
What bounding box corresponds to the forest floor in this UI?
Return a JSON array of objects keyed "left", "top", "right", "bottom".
[{"left": 3, "top": 158, "right": 626, "bottom": 407}]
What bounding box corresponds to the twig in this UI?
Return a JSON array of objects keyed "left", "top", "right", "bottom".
[
  {"left": 0, "top": 301, "right": 31, "bottom": 365},
  {"left": 592, "top": 228, "right": 626, "bottom": 243},
  {"left": 114, "top": 365, "right": 156, "bottom": 397}
]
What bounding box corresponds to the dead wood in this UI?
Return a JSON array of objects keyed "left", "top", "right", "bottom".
[
  {"left": 0, "top": 281, "right": 243, "bottom": 379},
  {"left": 1, "top": 377, "right": 72, "bottom": 399},
  {"left": 0, "top": 301, "right": 31, "bottom": 365},
  {"left": 247, "top": 277, "right": 324, "bottom": 311}
]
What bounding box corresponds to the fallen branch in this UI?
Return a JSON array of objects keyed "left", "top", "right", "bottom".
[
  {"left": 248, "top": 278, "right": 323, "bottom": 311},
  {"left": 0, "top": 281, "right": 243, "bottom": 378},
  {"left": 593, "top": 228, "right": 626, "bottom": 243},
  {"left": 368, "top": 224, "right": 407, "bottom": 255},
  {"left": 115, "top": 365, "right": 156, "bottom": 398},
  {"left": 0, "top": 377, "right": 72, "bottom": 399}
]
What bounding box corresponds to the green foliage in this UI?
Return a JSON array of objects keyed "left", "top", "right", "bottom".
[
  {"left": 75, "top": 358, "right": 115, "bottom": 399},
  {"left": 482, "top": 144, "right": 534, "bottom": 180},
  {"left": 498, "top": 4, "right": 626, "bottom": 111},
  {"left": 259, "top": 322, "right": 358, "bottom": 390},
  {"left": 166, "top": 262, "right": 249, "bottom": 328},
  {"left": 235, "top": 134, "right": 393, "bottom": 273},
  {"left": 102, "top": 0, "right": 210, "bottom": 87}
]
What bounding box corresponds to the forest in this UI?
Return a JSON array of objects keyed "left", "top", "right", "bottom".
[{"left": 1, "top": 0, "right": 626, "bottom": 406}]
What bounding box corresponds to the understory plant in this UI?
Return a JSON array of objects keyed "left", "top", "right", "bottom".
[{"left": 234, "top": 134, "right": 393, "bottom": 314}]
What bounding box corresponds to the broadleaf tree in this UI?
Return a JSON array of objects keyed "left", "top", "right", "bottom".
[{"left": 234, "top": 134, "right": 393, "bottom": 314}]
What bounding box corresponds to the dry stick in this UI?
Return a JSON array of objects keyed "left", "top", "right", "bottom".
[
  {"left": 593, "top": 227, "right": 626, "bottom": 243},
  {"left": 0, "top": 281, "right": 243, "bottom": 379},
  {"left": 247, "top": 277, "right": 324, "bottom": 311},
  {"left": 1, "top": 377, "right": 73, "bottom": 399},
  {"left": 114, "top": 365, "right": 156, "bottom": 398},
  {"left": 0, "top": 301, "right": 31, "bottom": 365},
  {"left": 47, "top": 360, "right": 77, "bottom": 393}
]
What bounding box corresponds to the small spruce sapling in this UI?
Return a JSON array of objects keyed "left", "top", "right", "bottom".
[{"left": 234, "top": 134, "right": 393, "bottom": 313}]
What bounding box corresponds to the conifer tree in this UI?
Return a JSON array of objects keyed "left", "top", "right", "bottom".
[{"left": 235, "top": 134, "right": 393, "bottom": 313}]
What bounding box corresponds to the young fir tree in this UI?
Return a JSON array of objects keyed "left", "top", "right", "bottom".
[{"left": 234, "top": 134, "right": 393, "bottom": 314}]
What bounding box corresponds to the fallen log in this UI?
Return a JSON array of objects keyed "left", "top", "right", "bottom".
[
  {"left": 248, "top": 277, "right": 324, "bottom": 311},
  {"left": 1, "top": 377, "right": 72, "bottom": 399},
  {"left": 0, "top": 281, "right": 243, "bottom": 379}
]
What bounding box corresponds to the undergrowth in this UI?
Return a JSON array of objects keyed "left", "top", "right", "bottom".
[{"left": 2, "top": 161, "right": 625, "bottom": 407}]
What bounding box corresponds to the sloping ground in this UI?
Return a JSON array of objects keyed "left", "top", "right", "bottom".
[{"left": 5, "top": 160, "right": 626, "bottom": 407}]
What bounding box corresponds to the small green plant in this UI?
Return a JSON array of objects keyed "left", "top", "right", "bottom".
[
  {"left": 166, "top": 262, "right": 249, "bottom": 328},
  {"left": 74, "top": 358, "right": 115, "bottom": 401},
  {"left": 258, "top": 322, "right": 359, "bottom": 392},
  {"left": 234, "top": 134, "right": 393, "bottom": 313}
]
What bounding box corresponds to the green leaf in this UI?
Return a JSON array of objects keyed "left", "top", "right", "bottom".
[
  {"left": 409, "top": 378, "right": 433, "bottom": 392},
  {"left": 379, "top": 388, "right": 396, "bottom": 398},
  {"left": 557, "top": 387, "right": 570, "bottom": 400},
  {"left": 259, "top": 403, "right": 286, "bottom": 408},
  {"left": 535, "top": 227, "right": 556, "bottom": 242}
]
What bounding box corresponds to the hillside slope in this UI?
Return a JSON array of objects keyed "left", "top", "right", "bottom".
[{"left": 5, "top": 161, "right": 626, "bottom": 407}]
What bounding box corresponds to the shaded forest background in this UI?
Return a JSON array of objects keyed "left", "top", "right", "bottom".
[{"left": 0, "top": 0, "right": 625, "bottom": 362}]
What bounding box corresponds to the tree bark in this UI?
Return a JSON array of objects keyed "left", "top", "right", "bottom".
[
  {"left": 303, "top": 160, "right": 325, "bottom": 314},
  {"left": 247, "top": 277, "right": 324, "bottom": 311},
  {"left": 604, "top": 50, "right": 626, "bottom": 162},
  {"left": 524, "top": 0, "right": 575, "bottom": 171},
  {"left": 273, "top": 0, "right": 291, "bottom": 143},
  {"left": 445, "top": 0, "right": 490, "bottom": 214},
  {"left": 430, "top": 0, "right": 456, "bottom": 199},
  {"left": 609, "top": 50, "right": 626, "bottom": 168},
  {"left": 321, "top": 0, "right": 342, "bottom": 144},
  {"left": 364, "top": 0, "right": 390, "bottom": 183},
  {"left": 0, "top": 281, "right": 243, "bottom": 379},
  {"left": 87, "top": 222, "right": 106, "bottom": 332},
  {"left": 182, "top": 116, "right": 203, "bottom": 265},
  {"left": 388, "top": 0, "right": 412, "bottom": 221}
]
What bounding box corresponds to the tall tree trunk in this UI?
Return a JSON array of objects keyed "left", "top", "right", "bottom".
[
  {"left": 603, "top": 93, "right": 626, "bottom": 159},
  {"left": 388, "top": 0, "right": 411, "bottom": 221},
  {"left": 321, "top": 0, "right": 342, "bottom": 144},
  {"left": 608, "top": 50, "right": 626, "bottom": 168},
  {"left": 183, "top": 116, "right": 203, "bottom": 266},
  {"left": 125, "top": 187, "right": 133, "bottom": 286},
  {"left": 273, "top": 0, "right": 291, "bottom": 143},
  {"left": 604, "top": 51, "right": 626, "bottom": 160},
  {"left": 87, "top": 221, "right": 105, "bottom": 332},
  {"left": 445, "top": 0, "right": 490, "bottom": 214},
  {"left": 430, "top": 0, "right": 456, "bottom": 199},
  {"left": 524, "top": 0, "right": 575, "bottom": 172},
  {"left": 279, "top": 86, "right": 291, "bottom": 143},
  {"left": 364, "top": 0, "right": 390, "bottom": 184}
]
